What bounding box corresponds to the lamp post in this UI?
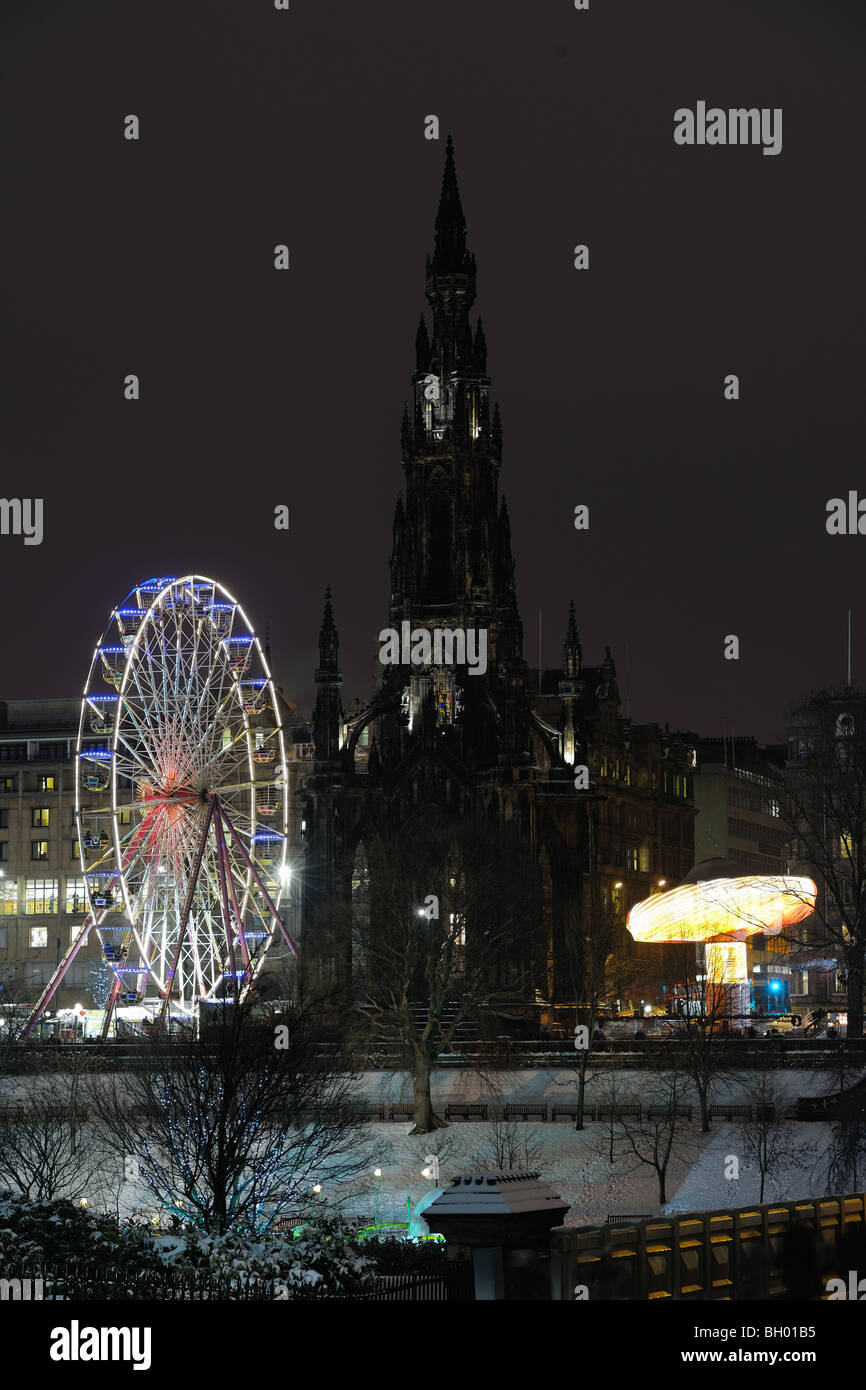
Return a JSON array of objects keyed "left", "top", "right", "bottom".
[
  {"left": 372, "top": 1168, "right": 383, "bottom": 1226},
  {"left": 307, "top": 1183, "right": 322, "bottom": 1226}
]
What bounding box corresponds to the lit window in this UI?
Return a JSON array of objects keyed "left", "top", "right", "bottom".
[
  {"left": 30, "top": 926, "right": 48, "bottom": 949},
  {"left": 0, "top": 880, "right": 17, "bottom": 915},
  {"left": 31, "top": 841, "right": 49, "bottom": 862},
  {"left": 65, "top": 877, "right": 87, "bottom": 914},
  {"left": 37, "top": 775, "right": 56, "bottom": 792},
  {"left": 25, "top": 879, "right": 58, "bottom": 915},
  {"left": 118, "top": 809, "right": 132, "bottom": 826},
  {"left": 31, "top": 808, "right": 50, "bottom": 828},
  {"left": 0, "top": 777, "right": 14, "bottom": 792}
]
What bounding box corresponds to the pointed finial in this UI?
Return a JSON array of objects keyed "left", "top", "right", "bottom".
[
  {"left": 432, "top": 134, "right": 469, "bottom": 273},
  {"left": 562, "top": 600, "right": 581, "bottom": 678},
  {"left": 318, "top": 587, "right": 339, "bottom": 669}
]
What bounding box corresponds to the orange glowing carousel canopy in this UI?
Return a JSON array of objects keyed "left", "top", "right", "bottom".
[{"left": 627, "top": 875, "right": 817, "bottom": 945}]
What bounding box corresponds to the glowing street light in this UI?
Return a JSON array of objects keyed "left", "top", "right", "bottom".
[{"left": 372, "top": 1168, "right": 384, "bottom": 1225}]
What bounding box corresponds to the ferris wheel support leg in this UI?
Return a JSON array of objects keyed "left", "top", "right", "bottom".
[
  {"left": 219, "top": 805, "right": 299, "bottom": 959},
  {"left": 20, "top": 916, "right": 97, "bottom": 1040},
  {"left": 220, "top": 816, "right": 253, "bottom": 979},
  {"left": 154, "top": 797, "right": 215, "bottom": 1037},
  {"left": 213, "top": 806, "right": 240, "bottom": 1003},
  {"left": 101, "top": 975, "right": 122, "bottom": 1041}
]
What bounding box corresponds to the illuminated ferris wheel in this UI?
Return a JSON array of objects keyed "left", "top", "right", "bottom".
[{"left": 24, "top": 575, "right": 297, "bottom": 1038}]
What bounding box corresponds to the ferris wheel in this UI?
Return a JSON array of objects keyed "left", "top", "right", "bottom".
[{"left": 23, "top": 574, "right": 297, "bottom": 1038}]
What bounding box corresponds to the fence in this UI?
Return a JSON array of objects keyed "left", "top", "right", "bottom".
[
  {"left": 0, "top": 1261, "right": 474, "bottom": 1302},
  {"left": 551, "top": 1191, "right": 866, "bottom": 1300}
]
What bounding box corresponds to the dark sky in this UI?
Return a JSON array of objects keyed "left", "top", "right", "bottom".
[{"left": 3, "top": 0, "right": 865, "bottom": 744}]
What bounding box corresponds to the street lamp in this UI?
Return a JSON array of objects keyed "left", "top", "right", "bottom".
[{"left": 373, "top": 1168, "right": 383, "bottom": 1225}]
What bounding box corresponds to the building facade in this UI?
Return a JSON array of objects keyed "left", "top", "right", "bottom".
[
  {"left": 694, "top": 736, "right": 792, "bottom": 1016},
  {"left": 0, "top": 698, "right": 107, "bottom": 1013}
]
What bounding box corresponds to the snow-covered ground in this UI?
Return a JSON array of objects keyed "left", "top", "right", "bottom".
[
  {"left": 0, "top": 1067, "right": 850, "bottom": 1230},
  {"left": 323, "top": 1068, "right": 842, "bottom": 1227}
]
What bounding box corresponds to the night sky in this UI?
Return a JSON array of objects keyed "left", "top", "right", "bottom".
[{"left": 3, "top": 0, "right": 865, "bottom": 743}]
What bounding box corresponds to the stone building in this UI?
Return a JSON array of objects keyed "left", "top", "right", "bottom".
[{"left": 300, "top": 139, "right": 696, "bottom": 1024}]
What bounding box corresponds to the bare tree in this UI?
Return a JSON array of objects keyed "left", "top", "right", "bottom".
[
  {"left": 667, "top": 942, "right": 736, "bottom": 1132},
  {"left": 88, "top": 989, "right": 370, "bottom": 1235},
  {"left": 0, "top": 1088, "right": 110, "bottom": 1203},
  {"left": 611, "top": 1067, "right": 696, "bottom": 1207},
  {"left": 351, "top": 819, "right": 542, "bottom": 1134},
  {"left": 736, "top": 1073, "right": 788, "bottom": 1203},
  {"left": 825, "top": 1119, "right": 866, "bottom": 1195},
  {"left": 465, "top": 1118, "right": 544, "bottom": 1173},
  {"left": 782, "top": 687, "right": 866, "bottom": 1038},
  {"left": 562, "top": 883, "right": 620, "bottom": 1131}
]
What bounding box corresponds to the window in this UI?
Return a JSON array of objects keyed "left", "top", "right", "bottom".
[
  {"left": 0, "top": 745, "right": 23, "bottom": 763},
  {"left": 0, "top": 811, "right": 7, "bottom": 829},
  {"left": 37, "top": 775, "right": 56, "bottom": 791},
  {"left": 0, "top": 777, "right": 14, "bottom": 793},
  {"left": 118, "top": 808, "right": 132, "bottom": 826},
  {"left": 626, "top": 846, "right": 639, "bottom": 872},
  {"left": 31, "top": 841, "right": 49, "bottom": 862},
  {"left": 65, "top": 877, "right": 87, "bottom": 914},
  {"left": 0, "top": 880, "right": 16, "bottom": 915},
  {"left": 25, "top": 879, "right": 58, "bottom": 915},
  {"left": 0, "top": 927, "right": 6, "bottom": 949},
  {"left": 661, "top": 815, "right": 678, "bottom": 844},
  {"left": 30, "top": 926, "right": 48, "bottom": 949},
  {"left": 71, "top": 840, "right": 81, "bottom": 861},
  {"left": 31, "top": 808, "right": 50, "bottom": 828},
  {"left": 0, "top": 843, "right": 6, "bottom": 862}
]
